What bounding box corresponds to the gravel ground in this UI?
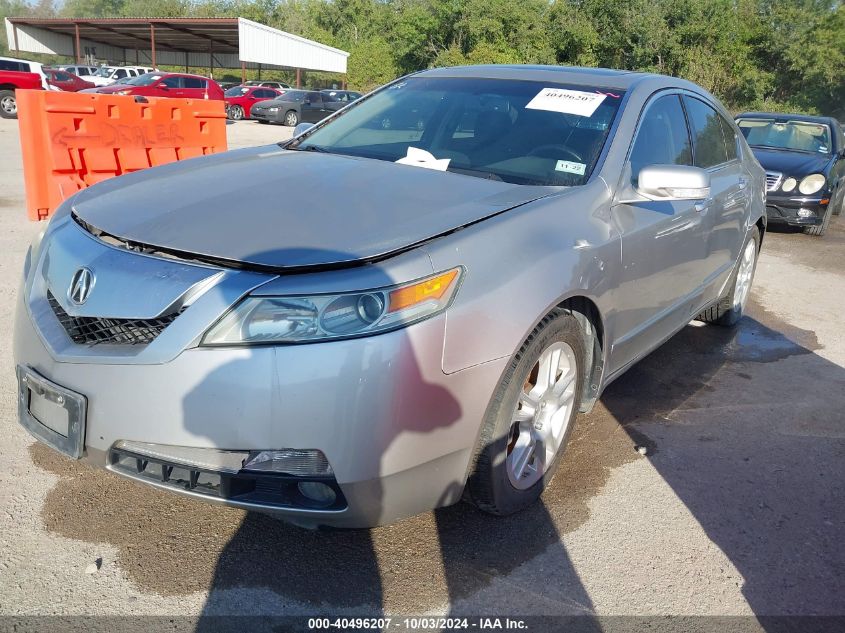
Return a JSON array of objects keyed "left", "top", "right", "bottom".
[{"left": 0, "top": 116, "right": 842, "bottom": 625}]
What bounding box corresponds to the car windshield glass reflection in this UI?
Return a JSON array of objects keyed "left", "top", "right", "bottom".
[
  {"left": 294, "top": 77, "right": 624, "bottom": 186},
  {"left": 125, "top": 73, "right": 162, "bottom": 86},
  {"left": 737, "top": 119, "right": 833, "bottom": 154},
  {"left": 225, "top": 86, "right": 250, "bottom": 96}
]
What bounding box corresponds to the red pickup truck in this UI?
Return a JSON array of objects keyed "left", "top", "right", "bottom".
[{"left": 0, "top": 70, "right": 43, "bottom": 119}]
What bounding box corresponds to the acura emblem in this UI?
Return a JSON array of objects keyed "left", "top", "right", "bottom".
[{"left": 68, "top": 268, "right": 95, "bottom": 305}]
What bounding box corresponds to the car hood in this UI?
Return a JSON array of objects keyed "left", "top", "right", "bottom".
[
  {"left": 749, "top": 147, "right": 833, "bottom": 178},
  {"left": 91, "top": 84, "right": 131, "bottom": 93},
  {"left": 70, "top": 145, "right": 554, "bottom": 270},
  {"left": 252, "top": 99, "right": 295, "bottom": 108}
]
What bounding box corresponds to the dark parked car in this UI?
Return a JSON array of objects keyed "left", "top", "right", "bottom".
[
  {"left": 250, "top": 90, "right": 335, "bottom": 126},
  {"left": 321, "top": 89, "right": 361, "bottom": 104},
  {"left": 44, "top": 68, "right": 95, "bottom": 92},
  {"left": 735, "top": 112, "right": 845, "bottom": 235},
  {"left": 83, "top": 72, "right": 224, "bottom": 100}
]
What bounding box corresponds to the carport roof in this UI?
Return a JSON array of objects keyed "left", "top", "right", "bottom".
[{"left": 6, "top": 18, "right": 241, "bottom": 54}]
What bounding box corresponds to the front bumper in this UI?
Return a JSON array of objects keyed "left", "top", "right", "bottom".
[
  {"left": 14, "top": 217, "right": 507, "bottom": 528},
  {"left": 250, "top": 108, "right": 283, "bottom": 123},
  {"left": 765, "top": 194, "right": 829, "bottom": 226}
]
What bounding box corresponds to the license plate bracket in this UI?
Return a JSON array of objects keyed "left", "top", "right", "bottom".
[{"left": 17, "top": 366, "right": 87, "bottom": 459}]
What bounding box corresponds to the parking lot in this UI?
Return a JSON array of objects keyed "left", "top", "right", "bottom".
[{"left": 0, "top": 115, "right": 843, "bottom": 621}]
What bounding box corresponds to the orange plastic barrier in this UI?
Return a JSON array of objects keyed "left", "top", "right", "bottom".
[{"left": 17, "top": 90, "right": 227, "bottom": 220}]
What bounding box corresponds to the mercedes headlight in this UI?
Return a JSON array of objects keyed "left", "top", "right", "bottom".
[
  {"left": 202, "top": 268, "right": 463, "bottom": 345},
  {"left": 798, "top": 174, "right": 826, "bottom": 195},
  {"left": 781, "top": 177, "right": 797, "bottom": 192}
]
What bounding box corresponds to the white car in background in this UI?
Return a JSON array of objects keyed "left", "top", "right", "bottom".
[
  {"left": 56, "top": 64, "right": 98, "bottom": 77},
  {"left": 80, "top": 66, "right": 154, "bottom": 87},
  {"left": 0, "top": 56, "right": 53, "bottom": 90}
]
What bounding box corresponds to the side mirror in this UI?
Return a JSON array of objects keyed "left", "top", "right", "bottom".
[
  {"left": 293, "top": 122, "right": 315, "bottom": 137},
  {"left": 159, "top": 85, "right": 169, "bottom": 90},
  {"left": 636, "top": 165, "right": 711, "bottom": 201}
]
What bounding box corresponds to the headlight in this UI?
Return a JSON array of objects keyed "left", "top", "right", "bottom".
[
  {"left": 201, "top": 267, "right": 463, "bottom": 345},
  {"left": 798, "top": 174, "right": 826, "bottom": 195},
  {"left": 269, "top": 107, "right": 279, "bottom": 112},
  {"left": 781, "top": 177, "right": 797, "bottom": 192},
  {"left": 116, "top": 89, "right": 132, "bottom": 95}
]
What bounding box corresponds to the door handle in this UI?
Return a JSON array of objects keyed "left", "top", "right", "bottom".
[{"left": 694, "top": 200, "right": 711, "bottom": 215}]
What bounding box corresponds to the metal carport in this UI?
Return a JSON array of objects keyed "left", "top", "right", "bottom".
[{"left": 3, "top": 17, "right": 349, "bottom": 86}]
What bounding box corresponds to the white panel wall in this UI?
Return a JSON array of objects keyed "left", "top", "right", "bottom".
[
  {"left": 5, "top": 20, "right": 125, "bottom": 60},
  {"left": 4, "top": 17, "right": 348, "bottom": 74},
  {"left": 237, "top": 18, "right": 348, "bottom": 73}
]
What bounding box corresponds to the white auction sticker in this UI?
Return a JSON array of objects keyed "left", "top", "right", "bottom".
[
  {"left": 526, "top": 88, "right": 606, "bottom": 117},
  {"left": 555, "top": 160, "right": 586, "bottom": 175}
]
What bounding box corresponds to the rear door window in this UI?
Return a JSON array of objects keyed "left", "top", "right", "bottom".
[
  {"left": 183, "top": 77, "right": 207, "bottom": 89},
  {"left": 683, "top": 96, "right": 729, "bottom": 168},
  {"left": 629, "top": 94, "right": 692, "bottom": 180}
]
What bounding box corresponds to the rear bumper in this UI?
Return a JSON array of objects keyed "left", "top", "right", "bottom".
[{"left": 765, "top": 194, "right": 828, "bottom": 226}]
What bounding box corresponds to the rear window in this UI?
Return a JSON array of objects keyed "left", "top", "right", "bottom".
[
  {"left": 684, "top": 96, "right": 729, "bottom": 168},
  {"left": 183, "top": 77, "right": 207, "bottom": 89},
  {"left": 0, "top": 59, "right": 28, "bottom": 72}
]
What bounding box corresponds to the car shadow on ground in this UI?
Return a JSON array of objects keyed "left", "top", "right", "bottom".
[{"left": 26, "top": 297, "right": 845, "bottom": 629}]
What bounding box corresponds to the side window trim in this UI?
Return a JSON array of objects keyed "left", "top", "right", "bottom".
[
  {"left": 681, "top": 94, "right": 737, "bottom": 170},
  {"left": 623, "top": 89, "right": 692, "bottom": 169}
]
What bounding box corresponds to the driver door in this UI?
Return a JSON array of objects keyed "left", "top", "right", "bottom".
[{"left": 609, "top": 93, "right": 712, "bottom": 374}]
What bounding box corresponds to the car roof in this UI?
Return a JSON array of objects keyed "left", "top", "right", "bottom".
[
  {"left": 415, "top": 64, "right": 685, "bottom": 91},
  {"left": 735, "top": 111, "right": 839, "bottom": 126}
]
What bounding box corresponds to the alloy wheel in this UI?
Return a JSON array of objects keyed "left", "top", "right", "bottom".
[
  {"left": 0, "top": 96, "right": 15, "bottom": 115},
  {"left": 230, "top": 105, "right": 243, "bottom": 120},
  {"left": 732, "top": 239, "right": 756, "bottom": 310},
  {"left": 285, "top": 111, "right": 298, "bottom": 126},
  {"left": 506, "top": 341, "right": 578, "bottom": 490}
]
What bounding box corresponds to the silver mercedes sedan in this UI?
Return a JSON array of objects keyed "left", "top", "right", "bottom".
[{"left": 14, "top": 65, "right": 765, "bottom": 528}]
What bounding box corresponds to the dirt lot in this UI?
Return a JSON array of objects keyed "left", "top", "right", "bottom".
[{"left": 0, "top": 116, "right": 843, "bottom": 624}]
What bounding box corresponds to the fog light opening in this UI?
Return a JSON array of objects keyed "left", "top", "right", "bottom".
[
  {"left": 797, "top": 208, "right": 814, "bottom": 218},
  {"left": 297, "top": 481, "right": 337, "bottom": 508}
]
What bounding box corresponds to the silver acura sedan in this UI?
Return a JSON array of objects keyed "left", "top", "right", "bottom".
[{"left": 14, "top": 65, "right": 765, "bottom": 528}]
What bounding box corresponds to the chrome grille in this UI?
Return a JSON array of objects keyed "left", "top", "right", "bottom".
[
  {"left": 47, "top": 291, "right": 183, "bottom": 346},
  {"left": 765, "top": 171, "right": 783, "bottom": 192}
]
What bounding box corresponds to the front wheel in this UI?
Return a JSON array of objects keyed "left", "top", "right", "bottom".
[
  {"left": 804, "top": 202, "right": 833, "bottom": 236},
  {"left": 283, "top": 110, "right": 299, "bottom": 127},
  {"left": 465, "top": 309, "right": 585, "bottom": 516},
  {"left": 228, "top": 105, "right": 244, "bottom": 121},
  {"left": 697, "top": 226, "right": 760, "bottom": 327},
  {"left": 0, "top": 90, "right": 17, "bottom": 119}
]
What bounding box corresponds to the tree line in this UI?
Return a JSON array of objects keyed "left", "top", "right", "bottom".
[{"left": 2, "top": 0, "right": 843, "bottom": 117}]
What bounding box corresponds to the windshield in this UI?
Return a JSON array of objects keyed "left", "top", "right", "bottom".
[
  {"left": 736, "top": 118, "right": 832, "bottom": 154},
  {"left": 94, "top": 67, "right": 116, "bottom": 78},
  {"left": 124, "top": 73, "right": 162, "bottom": 86},
  {"left": 280, "top": 90, "right": 307, "bottom": 102},
  {"left": 294, "top": 77, "right": 624, "bottom": 186},
  {"left": 225, "top": 86, "right": 250, "bottom": 96}
]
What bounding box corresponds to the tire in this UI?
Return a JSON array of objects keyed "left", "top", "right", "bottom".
[
  {"left": 0, "top": 90, "right": 17, "bottom": 119},
  {"left": 228, "top": 105, "right": 244, "bottom": 121},
  {"left": 803, "top": 202, "right": 833, "bottom": 236},
  {"left": 465, "top": 308, "right": 585, "bottom": 516},
  {"left": 832, "top": 182, "right": 843, "bottom": 216},
  {"left": 697, "top": 226, "right": 760, "bottom": 327},
  {"left": 283, "top": 110, "right": 299, "bottom": 127}
]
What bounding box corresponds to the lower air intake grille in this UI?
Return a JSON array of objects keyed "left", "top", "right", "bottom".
[{"left": 47, "top": 291, "right": 183, "bottom": 345}]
